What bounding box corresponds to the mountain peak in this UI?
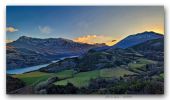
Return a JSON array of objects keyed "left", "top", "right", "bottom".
[
  {"left": 19, "top": 35, "right": 30, "bottom": 39},
  {"left": 17, "top": 36, "right": 34, "bottom": 41},
  {"left": 111, "top": 31, "right": 163, "bottom": 49},
  {"left": 55, "top": 37, "right": 73, "bottom": 42},
  {"left": 133, "top": 31, "right": 163, "bottom": 36}
]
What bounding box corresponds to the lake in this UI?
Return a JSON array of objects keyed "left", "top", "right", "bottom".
[{"left": 6, "top": 56, "right": 78, "bottom": 74}]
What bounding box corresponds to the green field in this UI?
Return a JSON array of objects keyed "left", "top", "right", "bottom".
[
  {"left": 100, "top": 67, "right": 134, "bottom": 78},
  {"left": 55, "top": 67, "right": 135, "bottom": 87},
  {"left": 12, "top": 66, "right": 137, "bottom": 87},
  {"left": 128, "top": 58, "right": 156, "bottom": 70},
  {"left": 12, "top": 70, "right": 74, "bottom": 85},
  {"left": 160, "top": 73, "right": 164, "bottom": 78},
  {"left": 55, "top": 70, "right": 100, "bottom": 87},
  {"left": 11, "top": 58, "right": 155, "bottom": 87}
]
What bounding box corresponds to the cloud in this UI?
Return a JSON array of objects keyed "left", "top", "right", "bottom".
[
  {"left": 73, "top": 35, "right": 117, "bottom": 46},
  {"left": 6, "top": 27, "right": 18, "bottom": 32},
  {"left": 74, "top": 35, "right": 99, "bottom": 44},
  {"left": 38, "top": 26, "right": 52, "bottom": 34},
  {"left": 6, "top": 39, "right": 13, "bottom": 43},
  {"left": 105, "top": 40, "right": 117, "bottom": 46}
]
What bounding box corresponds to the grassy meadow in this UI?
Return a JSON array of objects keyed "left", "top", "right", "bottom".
[{"left": 11, "top": 58, "right": 157, "bottom": 88}]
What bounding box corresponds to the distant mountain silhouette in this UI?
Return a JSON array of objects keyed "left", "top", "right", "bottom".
[
  {"left": 111, "top": 31, "right": 163, "bottom": 49},
  {"left": 7, "top": 32, "right": 164, "bottom": 69}
]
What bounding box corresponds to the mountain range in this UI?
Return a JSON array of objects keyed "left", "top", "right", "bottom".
[
  {"left": 7, "top": 31, "right": 164, "bottom": 69},
  {"left": 8, "top": 36, "right": 99, "bottom": 56},
  {"left": 40, "top": 34, "right": 164, "bottom": 73}
]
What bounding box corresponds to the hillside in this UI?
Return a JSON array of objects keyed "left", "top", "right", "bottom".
[
  {"left": 131, "top": 38, "right": 164, "bottom": 52},
  {"left": 130, "top": 38, "right": 164, "bottom": 61},
  {"left": 39, "top": 34, "right": 164, "bottom": 73},
  {"left": 7, "top": 36, "right": 99, "bottom": 69},
  {"left": 8, "top": 36, "right": 97, "bottom": 56},
  {"left": 7, "top": 46, "right": 50, "bottom": 70}
]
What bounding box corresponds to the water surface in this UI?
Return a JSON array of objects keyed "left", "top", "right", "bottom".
[{"left": 7, "top": 56, "right": 78, "bottom": 74}]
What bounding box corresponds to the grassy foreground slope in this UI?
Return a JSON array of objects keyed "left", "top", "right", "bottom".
[{"left": 12, "top": 70, "right": 74, "bottom": 85}]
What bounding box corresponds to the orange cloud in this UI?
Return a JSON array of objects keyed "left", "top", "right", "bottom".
[
  {"left": 73, "top": 35, "right": 117, "bottom": 46},
  {"left": 6, "top": 39, "right": 13, "bottom": 43},
  {"left": 6, "top": 27, "right": 18, "bottom": 32},
  {"left": 105, "top": 40, "right": 117, "bottom": 46}
]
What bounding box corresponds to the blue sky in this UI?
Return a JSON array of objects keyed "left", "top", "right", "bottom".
[{"left": 6, "top": 6, "right": 164, "bottom": 45}]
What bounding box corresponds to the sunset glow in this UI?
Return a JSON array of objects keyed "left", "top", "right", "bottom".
[
  {"left": 7, "top": 6, "right": 164, "bottom": 45},
  {"left": 73, "top": 35, "right": 117, "bottom": 46}
]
